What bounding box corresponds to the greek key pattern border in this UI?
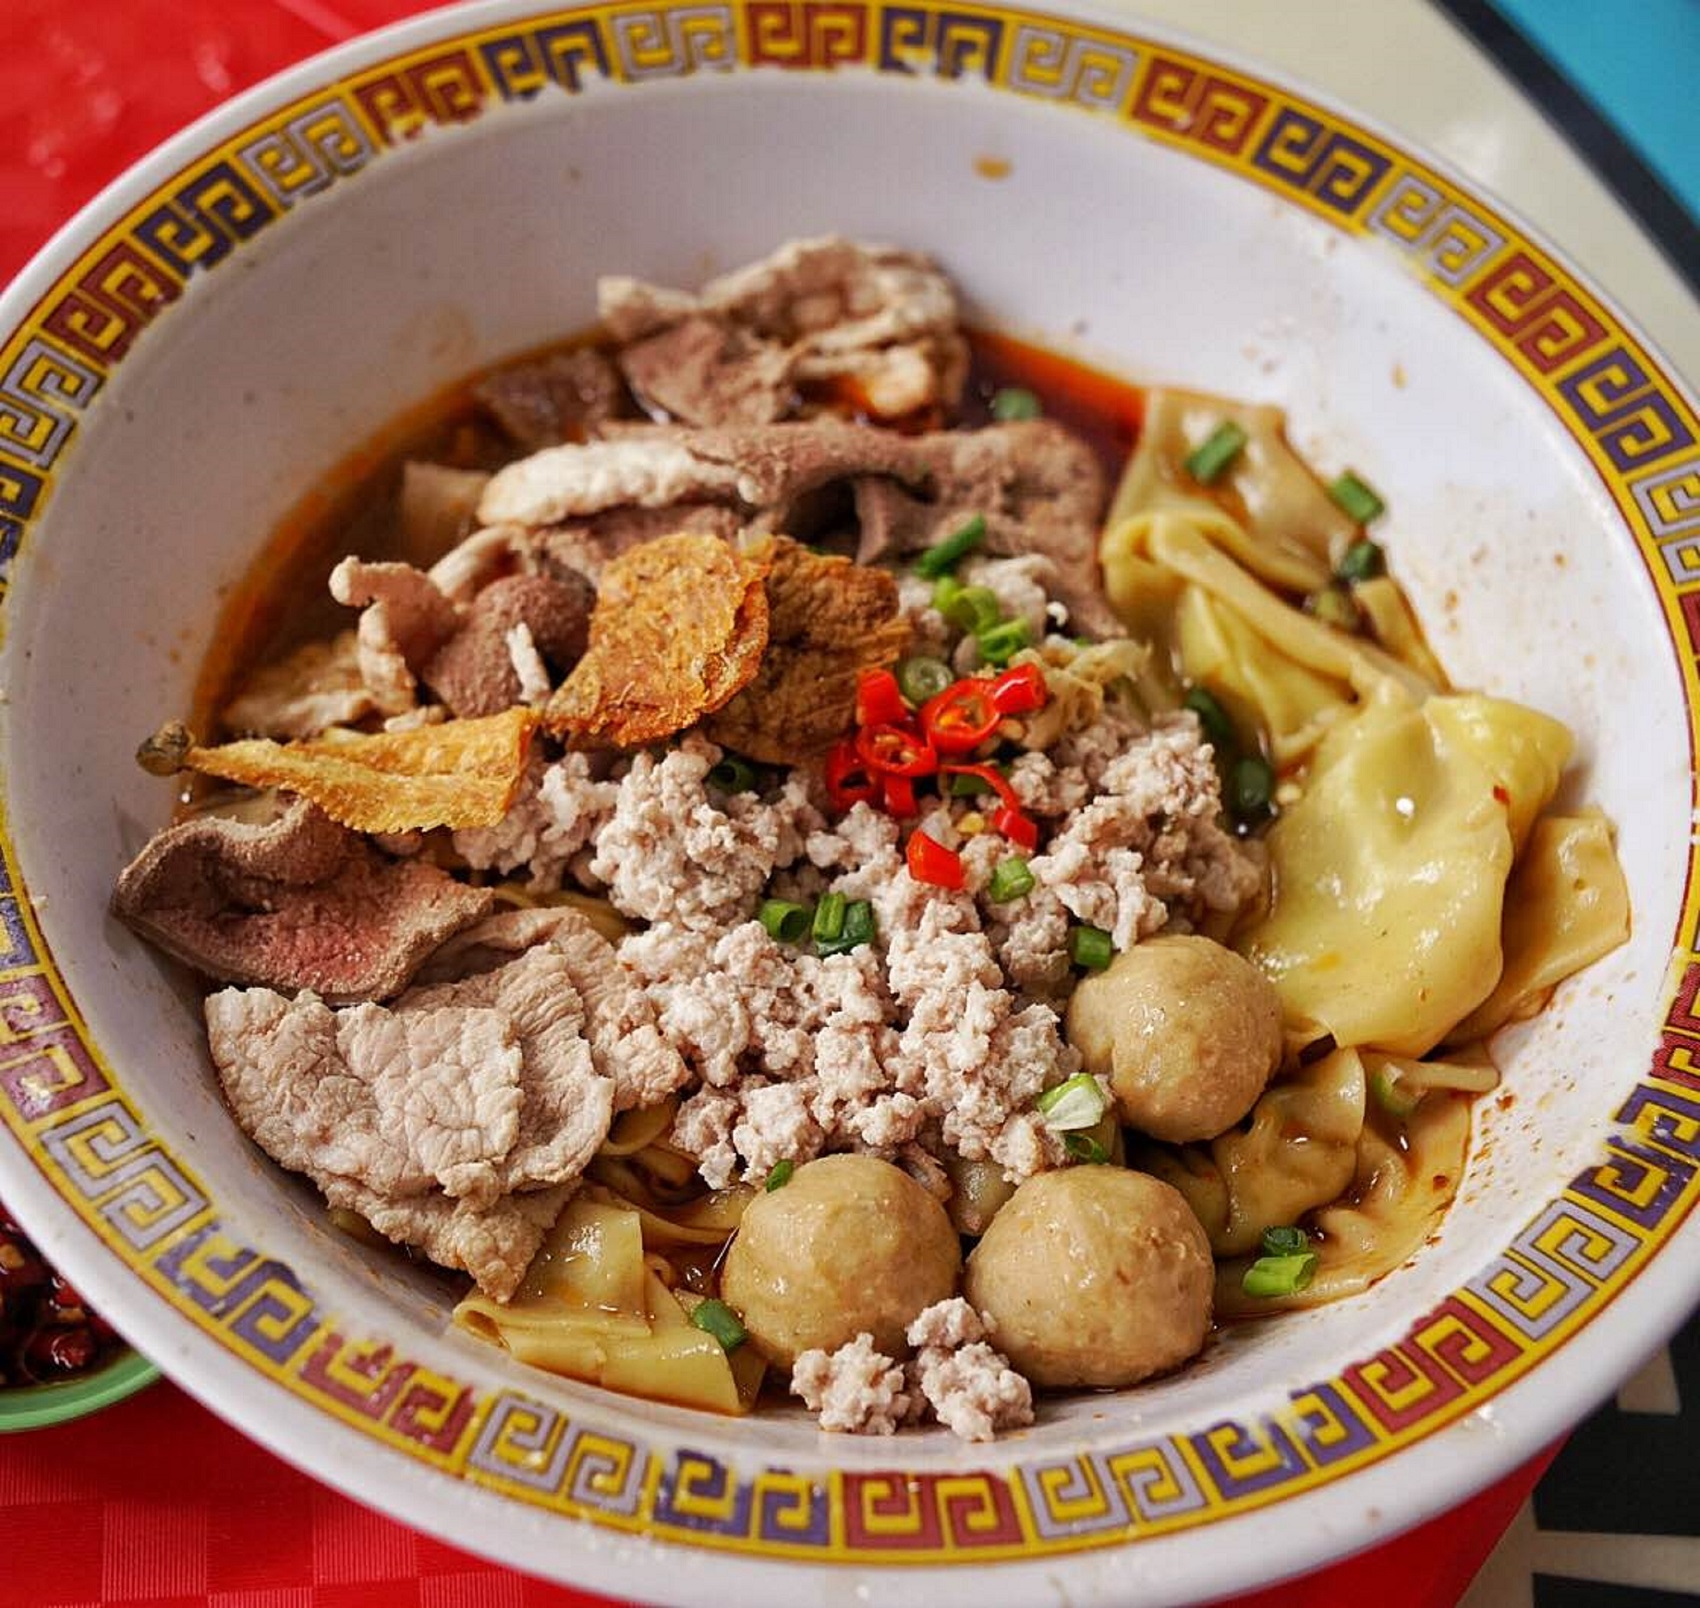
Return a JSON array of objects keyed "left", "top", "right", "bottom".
[{"left": 1, "top": 0, "right": 1697, "bottom": 1565}]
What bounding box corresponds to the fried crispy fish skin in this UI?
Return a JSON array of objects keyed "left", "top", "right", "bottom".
[
  {"left": 544, "top": 531, "right": 771, "bottom": 747},
  {"left": 181, "top": 707, "right": 538, "bottom": 833},
  {"left": 705, "top": 536, "right": 910, "bottom": 762}
]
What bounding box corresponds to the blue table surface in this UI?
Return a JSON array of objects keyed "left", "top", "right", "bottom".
[{"left": 1496, "top": 0, "right": 1700, "bottom": 219}]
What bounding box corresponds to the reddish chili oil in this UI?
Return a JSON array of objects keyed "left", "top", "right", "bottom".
[
  {"left": 0, "top": 1204, "right": 122, "bottom": 1386},
  {"left": 191, "top": 328, "right": 1146, "bottom": 737}
]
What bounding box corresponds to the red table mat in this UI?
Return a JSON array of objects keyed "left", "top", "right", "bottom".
[
  {"left": 4, "top": 1378, "right": 1549, "bottom": 1608},
  {"left": 0, "top": 2, "right": 1551, "bottom": 1602}
]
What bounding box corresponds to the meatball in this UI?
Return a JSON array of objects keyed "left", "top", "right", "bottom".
[
  {"left": 720, "top": 1154, "right": 961, "bottom": 1368},
  {"left": 1065, "top": 934, "right": 1282, "bottom": 1143},
  {"left": 964, "top": 1167, "right": 1212, "bottom": 1388}
]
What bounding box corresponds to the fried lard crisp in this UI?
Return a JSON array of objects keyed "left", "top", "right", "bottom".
[
  {"left": 544, "top": 530, "right": 770, "bottom": 746},
  {"left": 706, "top": 536, "right": 911, "bottom": 762},
  {"left": 163, "top": 707, "right": 538, "bottom": 833}
]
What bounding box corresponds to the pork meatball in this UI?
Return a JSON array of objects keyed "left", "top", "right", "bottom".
[
  {"left": 964, "top": 1167, "right": 1212, "bottom": 1388},
  {"left": 720, "top": 1154, "right": 961, "bottom": 1369},
  {"left": 1065, "top": 935, "right": 1282, "bottom": 1143}
]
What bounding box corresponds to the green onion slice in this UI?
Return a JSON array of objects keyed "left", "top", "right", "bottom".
[
  {"left": 1308, "top": 585, "right": 1361, "bottom": 632},
  {"left": 1241, "top": 1252, "right": 1319, "bottom": 1299},
  {"left": 1184, "top": 420, "right": 1247, "bottom": 485},
  {"left": 818, "top": 898, "right": 876, "bottom": 957},
  {"left": 1064, "top": 1132, "right": 1110, "bottom": 1164},
  {"left": 977, "top": 617, "right": 1032, "bottom": 666},
  {"left": 1336, "top": 537, "right": 1387, "bottom": 583},
  {"left": 940, "top": 584, "right": 1003, "bottom": 635},
  {"left": 688, "top": 1297, "right": 748, "bottom": 1352},
  {"left": 1037, "top": 1072, "right": 1110, "bottom": 1132},
  {"left": 758, "top": 899, "right": 811, "bottom": 944},
  {"left": 812, "top": 892, "right": 847, "bottom": 945},
  {"left": 1368, "top": 1066, "right": 1423, "bottom": 1119},
  {"left": 1069, "top": 923, "right": 1114, "bottom": 971},
  {"left": 987, "top": 855, "right": 1036, "bottom": 903},
  {"left": 1329, "top": 471, "right": 1385, "bottom": 525},
  {"left": 991, "top": 387, "right": 1043, "bottom": 421},
  {"left": 764, "top": 1159, "right": 795, "bottom": 1192},
  {"left": 1182, "top": 685, "right": 1236, "bottom": 752},
  {"left": 915, "top": 514, "right": 988, "bottom": 580},
  {"left": 708, "top": 756, "right": 757, "bottom": 793},
  {"left": 1229, "top": 754, "right": 1275, "bottom": 822},
  {"left": 1259, "top": 1225, "right": 1309, "bottom": 1258},
  {"left": 896, "top": 654, "right": 954, "bottom": 706}
]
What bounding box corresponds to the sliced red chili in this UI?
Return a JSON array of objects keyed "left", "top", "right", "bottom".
[
  {"left": 920, "top": 681, "right": 1001, "bottom": 755},
  {"left": 991, "top": 804, "right": 1040, "bottom": 851},
  {"left": 824, "top": 737, "right": 877, "bottom": 810},
  {"left": 855, "top": 722, "right": 939, "bottom": 777},
  {"left": 880, "top": 772, "right": 919, "bottom": 818},
  {"left": 855, "top": 667, "right": 908, "bottom": 727},
  {"left": 989, "top": 662, "right": 1048, "bottom": 715},
  {"left": 906, "top": 829, "right": 966, "bottom": 890},
  {"left": 941, "top": 762, "right": 1022, "bottom": 813}
]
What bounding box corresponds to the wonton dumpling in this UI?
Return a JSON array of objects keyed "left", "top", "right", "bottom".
[
  {"left": 1174, "top": 584, "right": 1353, "bottom": 765},
  {"left": 1239, "top": 684, "right": 1514, "bottom": 1057},
  {"left": 454, "top": 1196, "right": 764, "bottom": 1414},
  {"left": 1449, "top": 809, "right": 1630, "bottom": 1043},
  {"left": 1141, "top": 1046, "right": 1366, "bottom": 1257},
  {"left": 1107, "top": 389, "right": 1357, "bottom": 590},
  {"left": 1423, "top": 695, "right": 1572, "bottom": 855},
  {"left": 1213, "top": 1091, "right": 1472, "bottom": 1318}
]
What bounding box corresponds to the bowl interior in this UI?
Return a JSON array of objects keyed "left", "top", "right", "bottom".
[{"left": 0, "top": 11, "right": 1694, "bottom": 1600}]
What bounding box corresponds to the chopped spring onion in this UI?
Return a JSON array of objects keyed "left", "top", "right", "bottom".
[
  {"left": 688, "top": 1297, "right": 749, "bottom": 1352},
  {"left": 812, "top": 892, "right": 847, "bottom": 945},
  {"left": 1069, "top": 923, "right": 1114, "bottom": 971},
  {"left": 758, "top": 899, "right": 811, "bottom": 944},
  {"left": 896, "top": 654, "right": 954, "bottom": 706},
  {"left": 949, "top": 769, "right": 993, "bottom": 797},
  {"left": 1182, "top": 685, "right": 1236, "bottom": 752},
  {"left": 977, "top": 617, "right": 1032, "bottom": 666},
  {"left": 1241, "top": 1252, "right": 1319, "bottom": 1299},
  {"left": 1368, "top": 1065, "right": 1423, "bottom": 1119},
  {"left": 1329, "top": 470, "right": 1385, "bottom": 525},
  {"left": 1037, "top": 1072, "right": 1110, "bottom": 1131},
  {"left": 1308, "top": 585, "right": 1361, "bottom": 632},
  {"left": 915, "top": 514, "right": 988, "bottom": 579},
  {"left": 1229, "top": 754, "right": 1275, "bottom": 822},
  {"left": 987, "top": 855, "right": 1036, "bottom": 903},
  {"left": 1064, "top": 1132, "right": 1110, "bottom": 1164},
  {"left": 817, "top": 898, "right": 876, "bottom": 957},
  {"left": 1184, "top": 420, "right": 1248, "bottom": 485},
  {"left": 1336, "top": 537, "right": 1387, "bottom": 583},
  {"left": 991, "top": 386, "right": 1043, "bottom": 421},
  {"left": 708, "top": 756, "right": 757, "bottom": 793},
  {"left": 764, "top": 1159, "right": 795, "bottom": 1192},
  {"left": 1259, "top": 1225, "right": 1310, "bottom": 1258},
  {"left": 939, "top": 583, "right": 1003, "bottom": 635}
]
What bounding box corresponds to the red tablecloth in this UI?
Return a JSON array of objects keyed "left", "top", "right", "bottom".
[{"left": 0, "top": 2, "right": 1554, "bottom": 1602}]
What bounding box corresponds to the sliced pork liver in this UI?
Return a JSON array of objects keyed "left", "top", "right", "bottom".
[{"left": 112, "top": 796, "right": 492, "bottom": 1003}]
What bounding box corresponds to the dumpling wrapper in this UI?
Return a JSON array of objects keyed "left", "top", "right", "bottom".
[
  {"left": 1449, "top": 809, "right": 1630, "bottom": 1043},
  {"left": 1106, "top": 387, "right": 1358, "bottom": 593},
  {"left": 454, "top": 1195, "right": 762, "bottom": 1414},
  {"left": 1239, "top": 685, "right": 1515, "bottom": 1057}
]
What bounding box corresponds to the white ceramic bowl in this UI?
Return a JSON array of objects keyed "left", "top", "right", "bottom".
[{"left": 1, "top": 3, "right": 1696, "bottom": 1601}]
